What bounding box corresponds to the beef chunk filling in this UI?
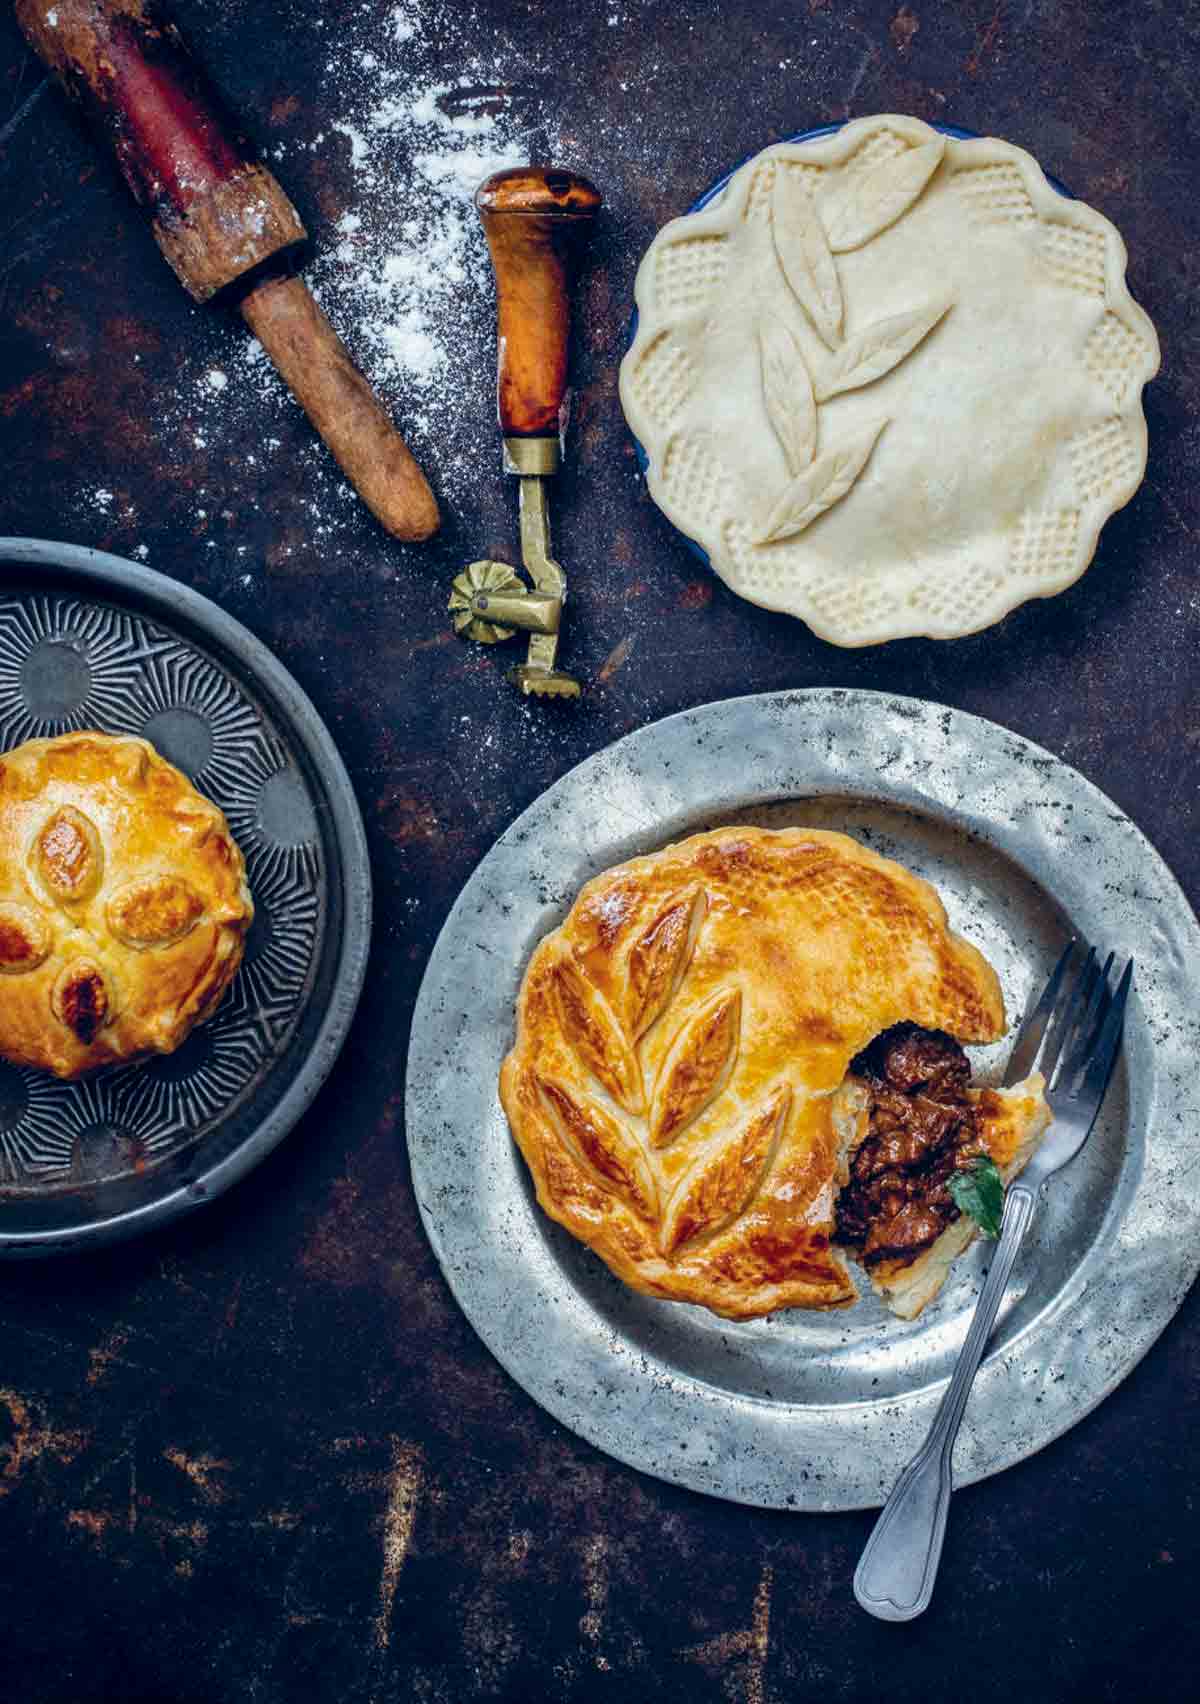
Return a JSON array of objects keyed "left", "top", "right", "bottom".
[{"left": 833, "top": 1023, "right": 987, "bottom": 1268}]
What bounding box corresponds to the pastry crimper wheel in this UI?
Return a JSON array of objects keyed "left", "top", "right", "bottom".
[{"left": 450, "top": 167, "right": 601, "bottom": 698}]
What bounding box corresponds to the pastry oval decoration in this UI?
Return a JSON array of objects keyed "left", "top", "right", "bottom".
[
  {"left": 550, "top": 954, "right": 644, "bottom": 1114},
  {"left": 660, "top": 1083, "right": 792, "bottom": 1256},
  {"left": 813, "top": 298, "right": 952, "bottom": 403},
  {"left": 759, "top": 319, "right": 817, "bottom": 476},
  {"left": 650, "top": 986, "right": 742, "bottom": 1150},
  {"left": 624, "top": 888, "right": 706, "bottom": 1041},
  {"left": 771, "top": 171, "right": 842, "bottom": 347},
  {"left": 35, "top": 805, "right": 103, "bottom": 903},
  {"left": 107, "top": 875, "right": 205, "bottom": 949},
  {"left": 751, "top": 149, "right": 952, "bottom": 548},
  {"left": 757, "top": 419, "right": 888, "bottom": 545},
  {"left": 521, "top": 887, "right": 769, "bottom": 1259},
  {"left": 0, "top": 733, "right": 254, "bottom": 1079},
  {"left": 0, "top": 901, "right": 51, "bottom": 974},
  {"left": 820, "top": 136, "right": 946, "bottom": 252},
  {"left": 51, "top": 958, "right": 114, "bottom": 1044},
  {"left": 536, "top": 1076, "right": 658, "bottom": 1223}
]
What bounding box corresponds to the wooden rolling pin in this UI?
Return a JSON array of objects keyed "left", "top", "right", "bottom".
[{"left": 17, "top": 0, "right": 439, "bottom": 542}]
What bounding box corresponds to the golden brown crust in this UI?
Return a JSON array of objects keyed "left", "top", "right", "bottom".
[
  {"left": 0, "top": 732, "right": 253, "bottom": 1078},
  {"left": 500, "top": 825, "right": 1008, "bottom": 1319}
]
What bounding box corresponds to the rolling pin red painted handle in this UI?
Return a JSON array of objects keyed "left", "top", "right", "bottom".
[
  {"left": 476, "top": 166, "right": 602, "bottom": 473},
  {"left": 16, "top": 0, "right": 439, "bottom": 543}
]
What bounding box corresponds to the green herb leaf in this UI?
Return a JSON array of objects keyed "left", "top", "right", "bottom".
[{"left": 948, "top": 1155, "right": 1005, "bottom": 1239}]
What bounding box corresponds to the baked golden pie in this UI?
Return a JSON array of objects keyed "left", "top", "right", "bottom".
[
  {"left": 500, "top": 827, "right": 1050, "bottom": 1320},
  {"left": 0, "top": 732, "right": 253, "bottom": 1079},
  {"left": 621, "top": 115, "right": 1159, "bottom": 646}
]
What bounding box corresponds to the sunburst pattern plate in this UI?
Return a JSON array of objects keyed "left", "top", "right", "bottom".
[{"left": 0, "top": 540, "right": 371, "bottom": 1254}]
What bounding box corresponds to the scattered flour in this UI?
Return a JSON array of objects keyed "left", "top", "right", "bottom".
[
  {"left": 69, "top": 0, "right": 668, "bottom": 550},
  {"left": 100, "top": 0, "right": 590, "bottom": 533}
]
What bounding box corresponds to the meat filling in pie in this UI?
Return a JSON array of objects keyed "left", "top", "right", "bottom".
[{"left": 834, "top": 1024, "right": 987, "bottom": 1268}]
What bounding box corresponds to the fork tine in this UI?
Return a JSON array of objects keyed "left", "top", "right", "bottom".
[
  {"left": 1006, "top": 941, "right": 1076, "bottom": 1083},
  {"left": 1042, "top": 946, "right": 1096, "bottom": 1088},
  {"left": 1075, "top": 959, "right": 1134, "bottom": 1107},
  {"left": 1061, "top": 949, "right": 1115, "bottom": 1084}
]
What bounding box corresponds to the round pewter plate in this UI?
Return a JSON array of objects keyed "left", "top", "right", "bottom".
[
  {"left": 0, "top": 539, "right": 371, "bottom": 1256},
  {"left": 407, "top": 689, "right": 1200, "bottom": 1511}
]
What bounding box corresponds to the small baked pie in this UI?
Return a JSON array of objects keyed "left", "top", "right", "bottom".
[
  {"left": 0, "top": 732, "right": 252, "bottom": 1078},
  {"left": 621, "top": 115, "right": 1159, "bottom": 646},
  {"left": 500, "top": 827, "right": 1050, "bottom": 1320}
]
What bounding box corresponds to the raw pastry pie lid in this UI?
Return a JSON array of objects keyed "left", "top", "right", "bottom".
[
  {"left": 620, "top": 117, "right": 1160, "bottom": 647},
  {"left": 0, "top": 539, "right": 372, "bottom": 1255},
  {"left": 407, "top": 689, "right": 1200, "bottom": 1510}
]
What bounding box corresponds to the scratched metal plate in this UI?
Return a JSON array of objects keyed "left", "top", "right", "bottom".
[
  {"left": 407, "top": 690, "right": 1200, "bottom": 1510},
  {"left": 0, "top": 539, "right": 371, "bottom": 1255}
]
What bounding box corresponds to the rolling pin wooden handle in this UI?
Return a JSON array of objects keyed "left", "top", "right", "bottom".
[
  {"left": 476, "top": 167, "right": 602, "bottom": 444},
  {"left": 239, "top": 275, "right": 440, "bottom": 543},
  {"left": 20, "top": 0, "right": 439, "bottom": 543},
  {"left": 15, "top": 0, "right": 305, "bottom": 300}
]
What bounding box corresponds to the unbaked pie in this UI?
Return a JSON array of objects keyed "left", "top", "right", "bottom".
[{"left": 620, "top": 115, "right": 1159, "bottom": 646}]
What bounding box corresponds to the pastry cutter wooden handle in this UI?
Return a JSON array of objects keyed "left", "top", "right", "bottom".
[
  {"left": 449, "top": 166, "right": 601, "bottom": 697},
  {"left": 18, "top": 0, "right": 439, "bottom": 543}
]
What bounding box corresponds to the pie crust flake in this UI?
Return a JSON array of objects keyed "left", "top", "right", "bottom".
[
  {"left": 620, "top": 115, "right": 1160, "bottom": 646},
  {"left": 0, "top": 732, "right": 253, "bottom": 1078},
  {"left": 500, "top": 826, "right": 1049, "bottom": 1320}
]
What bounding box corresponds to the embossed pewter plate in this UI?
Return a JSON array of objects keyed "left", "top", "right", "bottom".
[
  {"left": 620, "top": 116, "right": 1160, "bottom": 646},
  {"left": 407, "top": 691, "right": 1200, "bottom": 1510},
  {"left": 0, "top": 540, "right": 371, "bottom": 1254}
]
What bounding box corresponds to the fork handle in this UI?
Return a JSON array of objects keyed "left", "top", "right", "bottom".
[{"left": 853, "top": 1182, "right": 1037, "bottom": 1622}]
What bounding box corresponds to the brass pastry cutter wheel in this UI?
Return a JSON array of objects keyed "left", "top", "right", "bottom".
[{"left": 450, "top": 167, "right": 601, "bottom": 698}]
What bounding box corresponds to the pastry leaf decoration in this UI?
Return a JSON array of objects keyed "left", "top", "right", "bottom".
[
  {"left": 550, "top": 956, "right": 644, "bottom": 1115},
  {"left": 537, "top": 1076, "right": 659, "bottom": 1223},
  {"left": 820, "top": 136, "right": 946, "bottom": 253},
  {"left": 771, "top": 171, "right": 843, "bottom": 348},
  {"left": 542, "top": 890, "right": 790, "bottom": 1259},
  {"left": 756, "top": 420, "right": 888, "bottom": 544},
  {"left": 751, "top": 133, "right": 952, "bottom": 553},
  {"left": 650, "top": 987, "right": 742, "bottom": 1150},
  {"left": 660, "top": 1084, "right": 791, "bottom": 1255},
  {"left": 759, "top": 319, "right": 817, "bottom": 476},
  {"left": 814, "top": 299, "right": 953, "bottom": 402},
  {"left": 626, "top": 888, "right": 707, "bottom": 1041}
]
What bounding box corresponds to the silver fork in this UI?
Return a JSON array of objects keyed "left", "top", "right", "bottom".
[{"left": 853, "top": 941, "right": 1134, "bottom": 1622}]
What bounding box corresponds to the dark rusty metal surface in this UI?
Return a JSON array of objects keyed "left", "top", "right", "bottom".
[{"left": 0, "top": 1, "right": 1197, "bottom": 1699}]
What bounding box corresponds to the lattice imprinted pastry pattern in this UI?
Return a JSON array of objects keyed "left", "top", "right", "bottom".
[
  {"left": 1008, "top": 509, "right": 1081, "bottom": 584},
  {"left": 660, "top": 432, "right": 728, "bottom": 539},
  {"left": 804, "top": 571, "right": 908, "bottom": 644},
  {"left": 905, "top": 561, "right": 1013, "bottom": 634},
  {"left": 624, "top": 329, "right": 695, "bottom": 433},
  {"left": 652, "top": 234, "right": 730, "bottom": 316},
  {"left": 1084, "top": 311, "right": 1155, "bottom": 407},
  {"left": 744, "top": 155, "right": 824, "bottom": 223},
  {"left": 1038, "top": 219, "right": 1108, "bottom": 296},
  {"left": 843, "top": 126, "right": 909, "bottom": 176},
  {"left": 1068, "top": 418, "right": 1141, "bottom": 503},
  {"left": 953, "top": 161, "right": 1036, "bottom": 227},
  {"left": 721, "top": 518, "right": 810, "bottom": 600}
]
